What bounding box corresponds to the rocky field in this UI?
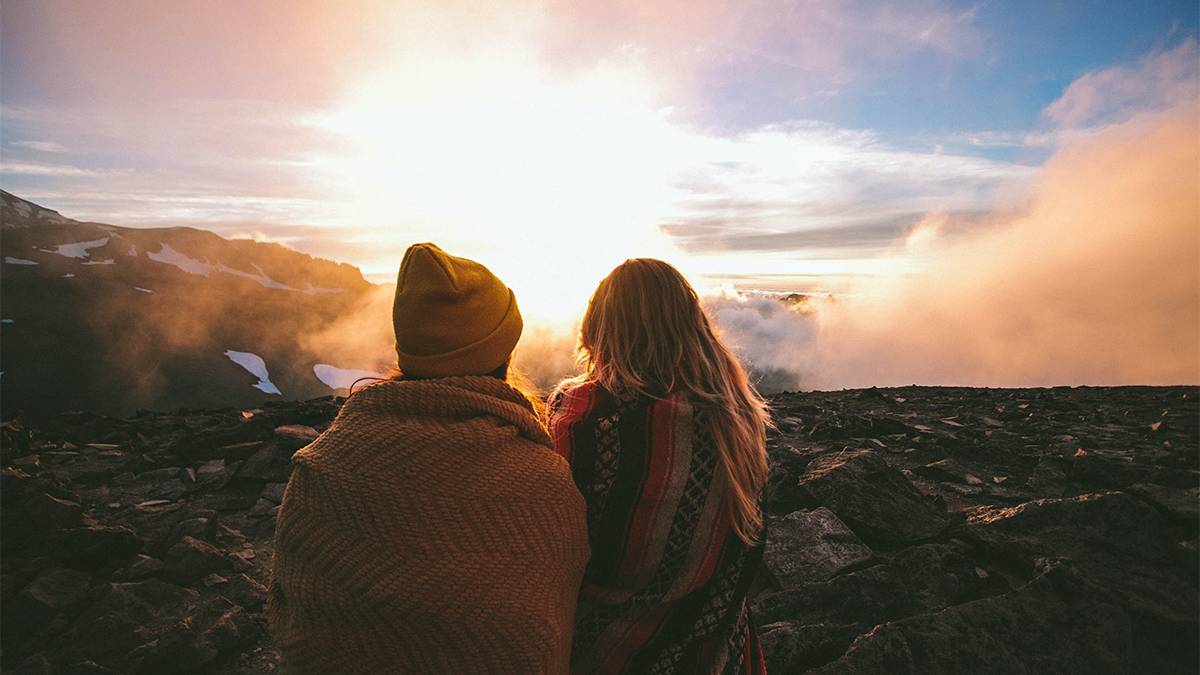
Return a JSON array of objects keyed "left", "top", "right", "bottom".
[{"left": 2, "top": 386, "right": 1197, "bottom": 674}]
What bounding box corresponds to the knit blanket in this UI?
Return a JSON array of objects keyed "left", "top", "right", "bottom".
[
  {"left": 549, "top": 382, "right": 767, "bottom": 675},
  {"left": 268, "top": 376, "right": 590, "bottom": 674}
]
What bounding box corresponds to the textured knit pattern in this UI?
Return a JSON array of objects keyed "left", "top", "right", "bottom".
[
  {"left": 549, "top": 382, "right": 767, "bottom": 675},
  {"left": 268, "top": 376, "right": 590, "bottom": 674}
]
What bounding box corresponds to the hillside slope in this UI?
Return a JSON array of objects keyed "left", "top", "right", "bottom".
[{"left": 1, "top": 190, "right": 383, "bottom": 419}]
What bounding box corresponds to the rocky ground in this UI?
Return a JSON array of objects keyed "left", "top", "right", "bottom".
[{"left": 1, "top": 386, "right": 1197, "bottom": 674}]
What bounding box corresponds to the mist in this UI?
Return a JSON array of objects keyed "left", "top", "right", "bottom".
[{"left": 746, "top": 105, "right": 1200, "bottom": 390}]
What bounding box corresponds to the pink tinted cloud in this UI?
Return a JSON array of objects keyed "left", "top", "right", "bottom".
[{"left": 1045, "top": 39, "right": 1199, "bottom": 128}]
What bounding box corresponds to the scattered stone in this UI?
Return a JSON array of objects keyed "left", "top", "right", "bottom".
[
  {"left": 764, "top": 508, "right": 874, "bottom": 588},
  {"left": 26, "top": 492, "right": 83, "bottom": 530},
  {"left": 162, "top": 537, "right": 234, "bottom": 584},
  {"left": 47, "top": 526, "right": 143, "bottom": 567},
  {"left": 797, "top": 450, "right": 949, "bottom": 547}
]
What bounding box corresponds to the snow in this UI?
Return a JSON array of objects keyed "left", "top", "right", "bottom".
[
  {"left": 134, "top": 287, "right": 154, "bottom": 294},
  {"left": 82, "top": 259, "right": 115, "bottom": 265},
  {"left": 11, "top": 201, "right": 31, "bottom": 217},
  {"left": 313, "top": 364, "right": 384, "bottom": 391},
  {"left": 53, "top": 237, "right": 109, "bottom": 259},
  {"left": 216, "top": 262, "right": 292, "bottom": 290},
  {"left": 4, "top": 257, "right": 37, "bottom": 265},
  {"left": 303, "top": 282, "right": 344, "bottom": 295},
  {"left": 147, "top": 243, "right": 213, "bottom": 276},
  {"left": 62, "top": 273, "right": 76, "bottom": 278},
  {"left": 1, "top": 319, "right": 13, "bottom": 325},
  {"left": 147, "top": 243, "right": 306, "bottom": 292},
  {"left": 126, "top": 245, "right": 138, "bottom": 257},
  {"left": 224, "top": 350, "right": 282, "bottom": 395}
]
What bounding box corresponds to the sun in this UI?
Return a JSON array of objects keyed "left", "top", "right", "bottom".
[{"left": 303, "top": 43, "right": 697, "bottom": 329}]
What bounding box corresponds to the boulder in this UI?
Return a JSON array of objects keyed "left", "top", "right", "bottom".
[
  {"left": 759, "top": 622, "right": 861, "bottom": 674},
  {"left": 62, "top": 580, "right": 198, "bottom": 669},
  {"left": 961, "top": 491, "right": 1198, "bottom": 669},
  {"left": 754, "top": 543, "right": 986, "bottom": 629},
  {"left": 162, "top": 536, "right": 235, "bottom": 585},
  {"left": 809, "top": 564, "right": 1134, "bottom": 674},
  {"left": 4, "top": 568, "right": 92, "bottom": 648},
  {"left": 1126, "top": 483, "right": 1199, "bottom": 525},
  {"left": 273, "top": 425, "right": 318, "bottom": 451},
  {"left": 25, "top": 493, "right": 83, "bottom": 530},
  {"left": 764, "top": 508, "right": 874, "bottom": 588},
  {"left": 237, "top": 442, "right": 294, "bottom": 483},
  {"left": 797, "top": 450, "right": 949, "bottom": 547},
  {"left": 47, "top": 526, "right": 143, "bottom": 567}
]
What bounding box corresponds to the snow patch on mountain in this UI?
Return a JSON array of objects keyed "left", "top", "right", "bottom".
[
  {"left": 216, "top": 262, "right": 292, "bottom": 290},
  {"left": 303, "top": 282, "right": 344, "bottom": 295},
  {"left": 224, "top": 350, "right": 282, "bottom": 395},
  {"left": 54, "top": 237, "right": 109, "bottom": 259},
  {"left": 4, "top": 257, "right": 38, "bottom": 265},
  {"left": 147, "top": 242, "right": 339, "bottom": 294},
  {"left": 313, "top": 364, "right": 384, "bottom": 391},
  {"left": 147, "top": 243, "right": 213, "bottom": 276},
  {"left": 82, "top": 259, "right": 115, "bottom": 265},
  {"left": 134, "top": 287, "right": 154, "bottom": 294}
]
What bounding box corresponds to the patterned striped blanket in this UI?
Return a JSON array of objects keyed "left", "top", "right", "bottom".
[{"left": 549, "top": 382, "right": 767, "bottom": 675}]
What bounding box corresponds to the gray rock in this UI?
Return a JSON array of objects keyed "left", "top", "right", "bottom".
[
  {"left": 765, "top": 508, "right": 874, "bottom": 588},
  {"left": 162, "top": 536, "right": 235, "bottom": 585},
  {"left": 798, "top": 450, "right": 949, "bottom": 546},
  {"left": 1126, "top": 483, "right": 1199, "bottom": 523},
  {"left": 25, "top": 492, "right": 83, "bottom": 530},
  {"left": 810, "top": 564, "right": 1134, "bottom": 674}
]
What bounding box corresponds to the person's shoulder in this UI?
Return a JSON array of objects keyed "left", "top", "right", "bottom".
[{"left": 548, "top": 379, "right": 598, "bottom": 408}]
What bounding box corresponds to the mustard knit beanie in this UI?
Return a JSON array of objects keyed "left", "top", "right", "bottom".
[{"left": 392, "top": 243, "right": 523, "bottom": 377}]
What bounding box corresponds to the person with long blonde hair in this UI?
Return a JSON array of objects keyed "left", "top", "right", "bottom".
[{"left": 549, "top": 258, "right": 771, "bottom": 674}]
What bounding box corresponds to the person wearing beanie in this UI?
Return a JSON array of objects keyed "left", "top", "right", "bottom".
[{"left": 268, "top": 243, "right": 590, "bottom": 674}]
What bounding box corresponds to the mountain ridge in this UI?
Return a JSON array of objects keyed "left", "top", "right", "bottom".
[{"left": 1, "top": 190, "right": 385, "bottom": 419}]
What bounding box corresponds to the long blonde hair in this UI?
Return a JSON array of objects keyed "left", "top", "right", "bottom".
[{"left": 572, "top": 258, "right": 772, "bottom": 545}]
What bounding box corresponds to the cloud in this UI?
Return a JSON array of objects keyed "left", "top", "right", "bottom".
[
  {"left": 0, "top": 160, "right": 106, "bottom": 177},
  {"left": 1044, "top": 38, "right": 1198, "bottom": 129},
  {"left": 8, "top": 140, "right": 67, "bottom": 153}
]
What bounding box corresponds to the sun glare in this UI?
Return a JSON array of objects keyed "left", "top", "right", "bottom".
[{"left": 305, "top": 47, "right": 697, "bottom": 328}]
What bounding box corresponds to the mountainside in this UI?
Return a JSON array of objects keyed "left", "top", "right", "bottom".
[
  {"left": 1, "top": 190, "right": 383, "bottom": 419},
  {"left": 1, "top": 386, "right": 1195, "bottom": 673}
]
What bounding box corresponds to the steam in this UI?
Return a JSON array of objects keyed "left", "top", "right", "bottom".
[
  {"left": 300, "top": 92, "right": 1200, "bottom": 394},
  {"left": 797, "top": 105, "right": 1200, "bottom": 388}
]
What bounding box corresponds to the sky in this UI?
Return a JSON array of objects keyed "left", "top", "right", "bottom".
[{"left": 1, "top": 0, "right": 1198, "bottom": 326}]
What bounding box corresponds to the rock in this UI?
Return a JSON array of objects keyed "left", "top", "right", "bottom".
[
  {"left": 195, "top": 459, "right": 230, "bottom": 489},
  {"left": 62, "top": 580, "right": 198, "bottom": 669},
  {"left": 248, "top": 498, "right": 280, "bottom": 518},
  {"left": 25, "top": 492, "right": 83, "bottom": 530},
  {"left": 915, "top": 458, "right": 985, "bottom": 486},
  {"left": 765, "top": 508, "right": 874, "bottom": 588},
  {"left": 51, "top": 459, "right": 115, "bottom": 486},
  {"left": 201, "top": 573, "right": 229, "bottom": 587},
  {"left": 14, "top": 654, "right": 54, "bottom": 675},
  {"left": 797, "top": 450, "right": 949, "bottom": 547},
  {"left": 759, "top": 621, "right": 861, "bottom": 674},
  {"left": 1126, "top": 483, "right": 1199, "bottom": 525},
  {"left": 758, "top": 540, "right": 986, "bottom": 621},
  {"left": 47, "top": 526, "right": 143, "bottom": 567},
  {"left": 224, "top": 573, "right": 268, "bottom": 611},
  {"left": 4, "top": 568, "right": 92, "bottom": 647},
  {"left": 162, "top": 536, "right": 236, "bottom": 585},
  {"left": 128, "top": 598, "right": 258, "bottom": 674},
  {"left": 237, "top": 442, "right": 294, "bottom": 483},
  {"left": 273, "top": 424, "right": 318, "bottom": 451},
  {"left": 810, "top": 564, "right": 1134, "bottom": 674},
  {"left": 116, "top": 555, "right": 164, "bottom": 581},
  {"left": 961, "top": 491, "right": 1198, "bottom": 668},
  {"left": 260, "top": 482, "right": 287, "bottom": 504}
]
